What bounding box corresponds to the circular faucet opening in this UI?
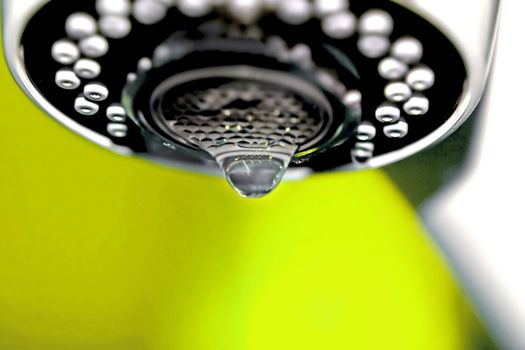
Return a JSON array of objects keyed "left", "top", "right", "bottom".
[{"left": 141, "top": 65, "right": 341, "bottom": 197}]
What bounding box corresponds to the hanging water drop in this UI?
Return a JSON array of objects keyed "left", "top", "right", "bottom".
[
  {"left": 143, "top": 67, "right": 334, "bottom": 198},
  {"left": 219, "top": 153, "right": 293, "bottom": 198}
]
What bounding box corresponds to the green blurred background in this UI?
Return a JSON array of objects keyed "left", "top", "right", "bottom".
[{"left": 0, "top": 34, "right": 487, "bottom": 349}]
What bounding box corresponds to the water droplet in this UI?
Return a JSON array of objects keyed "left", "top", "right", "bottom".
[
  {"left": 178, "top": 0, "right": 213, "bottom": 18},
  {"left": 276, "top": 0, "right": 312, "bottom": 25},
  {"left": 355, "top": 122, "right": 376, "bottom": 141},
  {"left": 96, "top": 0, "right": 131, "bottom": 17},
  {"left": 322, "top": 12, "right": 357, "bottom": 39},
  {"left": 359, "top": 9, "right": 394, "bottom": 36},
  {"left": 220, "top": 154, "right": 291, "bottom": 198},
  {"left": 358, "top": 35, "right": 390, "bottom": 58},
  {"left": 314, "top": 0, "right": 348, "bottom": 17},
  {"left": 107, "top": 123, "right": 128, "bottom": 138},
  {"left": 74, "top": 59, "right": 101, "bottom": 79},
  {"left": 107, "top": 104, "right": 127, "bottom": 122},
  {"left": 404, "top": 95, "right": 429, "bottom": 116},
  {"left": 378, "top": 57, "right": 408, "bottom": 80},
  {"left": 52, "top": 40, "right": 80, "bottom": 65},
  {"left": 352, "top": 142, "right": 374, "bottom": 163},
  {"left": 227, "top": 0, "right": 264, "bottom": 24},
  {"left": 99, "top": 15, "right": 132, "bottom": 39},
  {"left": 79, "top": 35, "right": 109, "bottom": 58},
  {"left": 65, "top": 13, "right": 97, "bottom": 40},
  {"left": 391, "top": 37, "right": 423, "bottom": 64},
  {"left": 84, "top": 82, "right": 109, "bottom": 101},
  {"left": 385, "top": 82, "right": 412, "bottom": 102},
  {"left": 133, "top": 0, "right": 167, "bottom": 25},
  {"left": 150, "top": 79, "right": 327, "bottom": 198},
  {"left": 56, "top": 69, "right": 80, "bottom": 90},
  {"left": 375, "top": 103, "right": 400, "bottom": 123},
  {"left": 384, "top": 120, "right": 409, "bottom": 138},
  {"left": 406, "top": 66, "right": 435, "bottom": 91}
]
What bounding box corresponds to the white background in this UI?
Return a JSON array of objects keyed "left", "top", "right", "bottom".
[{"left": 425, "top": 2, "right": 525, "bottom": 348}]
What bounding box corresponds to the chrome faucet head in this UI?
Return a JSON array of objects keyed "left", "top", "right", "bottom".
[{"left": 3, "top": 0, "right": 489, "bottom": 197}]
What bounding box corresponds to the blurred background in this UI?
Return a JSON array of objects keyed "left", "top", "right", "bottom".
[{"left": 2, "top": 1, "right": 522, "bottom": 349}]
